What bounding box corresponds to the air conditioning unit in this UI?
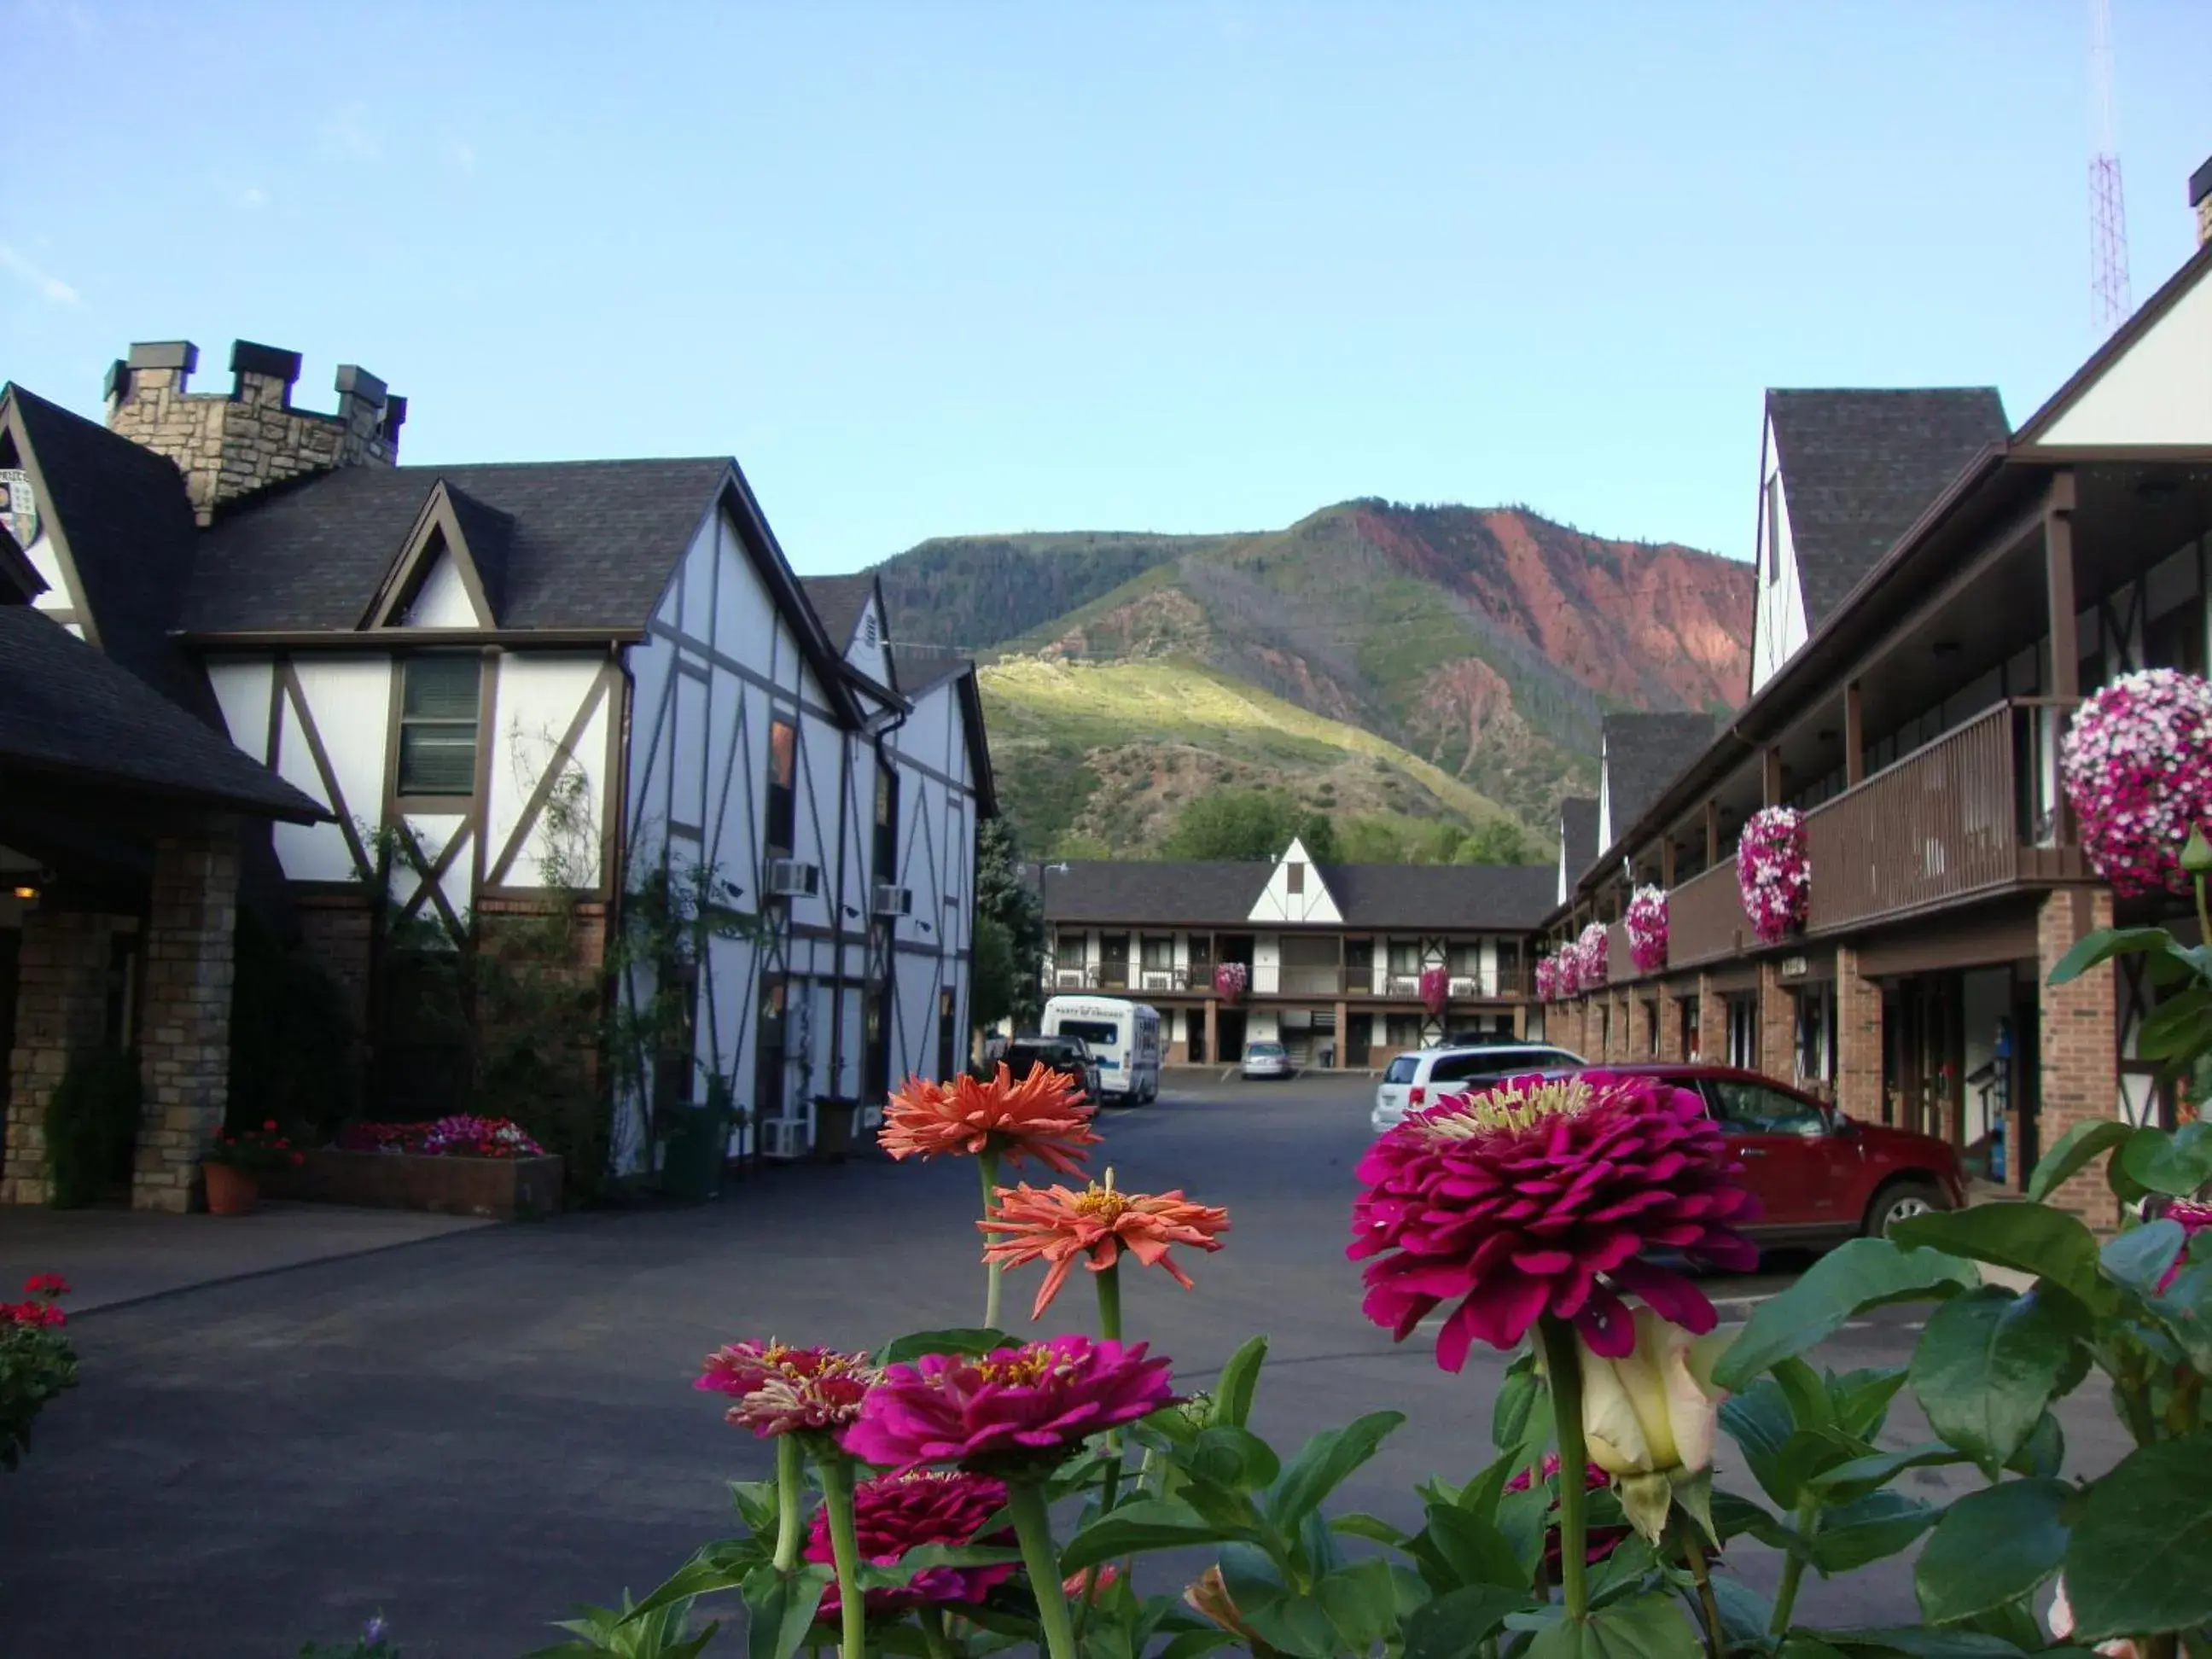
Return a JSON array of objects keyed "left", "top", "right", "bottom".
[
  {"left": 1449, "top": 975, "right": 1479, "bottom": 998},
  {"left": 759, "top": 1118, "right": 812, "bottom": 1161},
  {"left": 1056, "top": 969, "right": 1088, "bottom": 988},
  {"left": 765, "top": 859, "right": 820, "bottom": 899},
  {"left": 1141, "top": 971, "right": 1174, "bottom": 991},
  {"left": 871, "top": 883, "right": 913, "bottom": 917}
]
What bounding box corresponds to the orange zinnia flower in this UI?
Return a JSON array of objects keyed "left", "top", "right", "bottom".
[
  {"left": 879, "top": 1063, "right": 1102, "bottom": 1176},
  {"left": 979, "top": 1169, "right": 1230, "bottom": 1319}
]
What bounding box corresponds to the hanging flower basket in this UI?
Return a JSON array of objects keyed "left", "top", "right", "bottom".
[
  {"left": 1575, "top": 922, "right": 1610, "bottom": 989},
  {"left": 1417, "top": 965, "right": 1449, "bottom": 1016},
  {"left": 1213, "top": 962, "right": 1249, "bottom": 1005},
  {"left": 1625, "top": 885, "right": 1669, "bottom": 975},
  {"left": 1737, "top": 806, "right": 1809, "bottom": 945},
  {"left": 1533, "top": 957, "right": 1560, "bottom": 1002},
  {"left": 1556, "top": 946, "right": 1582, "bottom": 998},
  {"left": 2060, "top": 668, "right": 2212, "bottom": 897}
]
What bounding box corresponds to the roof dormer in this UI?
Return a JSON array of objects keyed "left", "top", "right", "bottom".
[
  {"left": 1247, "top": 836, "right": 1342, "bottom": 924},
  {"left": 363, "top": 479, "right": 511, "bottom": 630}
]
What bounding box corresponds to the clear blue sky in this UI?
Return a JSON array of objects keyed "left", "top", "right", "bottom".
[{"left": 6, "top": 2, "right": 2209, "bottom": 575}]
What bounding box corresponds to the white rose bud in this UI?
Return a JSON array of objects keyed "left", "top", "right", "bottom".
[{"left": 1575, "top": 1307, "right": 1735, "bottom": 1542}]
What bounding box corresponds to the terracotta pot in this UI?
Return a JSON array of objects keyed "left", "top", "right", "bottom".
[{"left": 202, "top": 1161, "right": 260, "bottom": 1216}]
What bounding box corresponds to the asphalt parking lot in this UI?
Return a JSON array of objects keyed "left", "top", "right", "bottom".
[{"left": 0, "top": 1070, "right": 2115, "bottom": 1654}]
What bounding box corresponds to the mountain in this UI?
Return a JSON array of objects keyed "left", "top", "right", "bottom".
[{"left": 875, "top": 500, "right": 1753, "bottom": 855}]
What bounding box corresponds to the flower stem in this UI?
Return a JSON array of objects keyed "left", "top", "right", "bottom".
[
  {"left": 772, "top": 1435, "right": 806, "bottom": 1572},
  {"left": 1678, "top": 1522, "right": 1725, "bottom": 1659},
  {"left": 1768, "top": 1496, "right": 1820, "bottom": 1638},
  {"left": 1095, "top": 1255, "right": 1123, "bottom": 1342},
  {"left": 1535, "top": 1317, "right": 1590, "bottom": 1629},
  {"left": 918, "top": 1607, "right": 954, "bottom": 1659},
  {"left": 1006, "top": 1480, "right": 1078, "bottom": 1659},
  {"left": 815, "top": 1452, "right": 868, "bottom": 1659},
  {"left": 979, "top": 1144, "right": 1004, "bottom": 1330}
]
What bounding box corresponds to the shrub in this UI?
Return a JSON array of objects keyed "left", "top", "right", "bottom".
[
  {"left": 230, "top": 911, "right": 357, "bottom": 1144},
  {"left": 43, "top": 1048, "right": 141, "bottom": 1209},
  {"left": 0, "top": 1276, "right": 76, "bottom": 1471}
]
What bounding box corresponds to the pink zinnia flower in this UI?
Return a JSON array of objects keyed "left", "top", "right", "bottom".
[
  {"left": 696, "top": 1340, "right": 880, "bottom": 1441},
  {"left": 2157, "top": 1200, "right": 2212, "bottom": 1294},
  {"left": 805, "top": 1470, "right": 1014, "bottom": 1621},
  {"left": 1349, "top": 1071, "right": 1760, "bottom": 1366},
  {"left": 842, "top": 1334, "right": 1174, "bottom": 1474},
  {"left": 1505, "top": 1455, "right": 1630, "bottom": 1570}
]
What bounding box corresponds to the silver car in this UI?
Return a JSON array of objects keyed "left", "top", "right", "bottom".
[
  {"left": 1371, "top": 1042, "right": 1586, "bottom": 1133},
  {"left": 1241, "top": 1039, "right": 1292, "bottom": 1080}
]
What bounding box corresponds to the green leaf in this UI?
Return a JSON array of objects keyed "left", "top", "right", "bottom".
[
  {"left": 1778, "top": 1640, "right": 1854, "bottom": 1659},
  {"left": 1908, "top": 1286, "right": 2079, "bottom": 1475},
  {"left": 2134, "top": 986, "right": 2212, "bottom": 1061},
  {"left": 1059, "top": 1498, "right": 1238, "bottom": 1574},
  {"left": 2046, "top": 924, "right": 2178, "bottom": 984},
  {"left": 1524, "top": 1592, "right": 1704, "bottom": 1659},
  {"left": 1773, "top": 1356, "right": 1837, "bottom": 1432},
  {"left": 1892, "top": 1206, "right": 2102, "bottom": 1305},
  {"left": 1711, "top": 1578, "right": 1778, "bottom": 1650},
  {"left": 1711, "top": 1487, "right": 1799, "bottom": 1552},
  {"left": 1803, "top": 1441, "right": 1965, "bottom": 1500},
  {"left": 1822, "top": 1629, "right": 2027, "bottom": 1659},
  {"left": 1913, "top": 1477, "right": 2069, "bottom": 1625},
  {"left": 1720, "top": 1380, "right": 1806, "bottom": 1506},
  {"left": 2152, "top": 1259, "right": 2212, "bottom": 1373},
  {"left": 1219, "top": 1544, "right": 1337, "bottom": 1659},
  {"left": 1329, "top": 1511, "right": 1410, "bottom": 1546},
  {"left": 1265, "top": 1411, "right": 1406, "bottom": 1532},
  {"left": 2122, "top": 1122, "right": 2212, "bottom": 1196},
  {"left": 2028, "top": 1120, "right": 2135, "bottom": 1202},
  {"left": 1403, "top": 1584, "right": 1538, "bottom": 1659},
  {"left": 620, "top": 1551, "right": 752, "bottom": 1624},
  {"left": 876, "top": 1328, "right": 1013, "bottom": 1365},
  {"left": 1807, "top": 1490, "right": 1938, "bottom": 1574},
  {"left": 742, "top": 1565, "right": 830, "bottom": 1659},
  {"left": 1714, "top": 1241, "right": 1978, "bottom": 1389},
  {"left": 1188, "top": 1425, "right": 1280, "bottom": 1489},
  {"left": 2063, "top": 1436, "right": 2212, "bottom": 1640},
  {"left": 2003, "top": 1411, "right": 2065, "bottom": 1480},
  {"left": 2102, "top": 1218, "right": 2186, "bottom": 1300},
  {"left": 1214, "top": 1335, "right": 1267, "bottom": 1430},
  {"left": 1420, "top": 1504, "right": 1528, "bottom": 1591},
  {"left": 1829, "top": 1365, "right": 1910, "bottom": 1440},
  {"left": 1315, "top": 1557, "right": 1407, "bottom": 1655}
]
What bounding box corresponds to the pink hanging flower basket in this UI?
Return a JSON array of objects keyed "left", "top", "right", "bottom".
[
  {"left": 2060, "top": 668, "right": 2212, "bottom": 897},
  {"left": 1417, "top": 965, "right": 1449, "bottom": 1016},
  {"left": 1737, "top": 806, "right": 1809, "bottom": 946},
  {"left": 1625, "top": 885, "right": 1668, "bottom": 975},
  {"left": 1533, "top": 957, "right": 1560, "bottom": 1002},
  {"left": 1213, "top": 962, "right": 1249, "bottom": 1005},
  {"left": 1575, "top": 921, "right": 1610, "bottom": 990}
]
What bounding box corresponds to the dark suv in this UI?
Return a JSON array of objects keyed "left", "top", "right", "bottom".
[{"left": 993, "top": 1034, "right": 1103, "bottom": 1103}]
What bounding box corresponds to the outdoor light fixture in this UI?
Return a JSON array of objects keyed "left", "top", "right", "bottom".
[{"left": 9, "top": 883, "right": 35, "bottom": 902}]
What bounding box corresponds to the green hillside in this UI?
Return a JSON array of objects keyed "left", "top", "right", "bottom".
[{"left": 979, "top": 655, "right": 1525, "bottom": 857}]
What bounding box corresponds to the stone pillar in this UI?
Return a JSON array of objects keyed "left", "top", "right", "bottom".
[
  {"left": 1834, "top": 946, "right": 1883, "bottom": 1125},
  {"left": 132, "top": 818, "right": 242, "bottom": 1213},
  {"left": 1332, "top": 999, "right": 1348, "bottom": 1068},
  {"left": 1657, "top": 984, "right": 1685, "bottom": 1062},
  {"left": 1202, "top": 998, "right": 1218, "bottom": 1066},
  {"left": 1696, "top": 974, "right": 1726, "bottom": 1066},
  {"left": 1758, "top": 962, "right": 1794, "bottom": 1084},
  {"left": 2037, "top": 888, "right": 2121, "bottom": 1231},
  {"left": 0, "top": 909, "right": 122, "bottom": 1206}
]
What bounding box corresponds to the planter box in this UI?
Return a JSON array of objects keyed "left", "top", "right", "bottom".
[{"left": 266, "top": 1150, "right": 563, "bottom": 1220}]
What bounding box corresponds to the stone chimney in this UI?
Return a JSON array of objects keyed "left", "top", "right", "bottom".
[
  {"left": 2194, "top": 155, "right": 2212, "bottom": 249},
  {"left": 104, "top": 338, "right": 406, "bottom": 525}
]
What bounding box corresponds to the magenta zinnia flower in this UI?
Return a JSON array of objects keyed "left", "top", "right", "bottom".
[
  {"left": 696, "top": 1340, "right": 880, "bottom": 1441},
  {"left": 806, "top": 1470, "right": 1015, "bottom": 1621},
  {"left": 1505, "top": 1454, "right": 1631, "bottom": 1570},
  {"left": 842, "top": 1334, "right": 1174, "bottom": 1474},
  {"left": 1349, "top": 1071, "right": 1759, "bottom": 1366},
  {"left": 2158, "top": 1199, "right": 2212, "bottom": 1293}
]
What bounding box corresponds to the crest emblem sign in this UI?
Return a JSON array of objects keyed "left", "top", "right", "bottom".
[{"left": 0, "top": 470, "right": 35, "bottom": 550}]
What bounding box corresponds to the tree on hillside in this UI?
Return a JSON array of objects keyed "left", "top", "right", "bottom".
[
  {"left": 1455, "top": 817, "right": 1540, "bottom": 866},
  {"left": 1160, "top": 789, "right": 1337, "bottom": 862},
  {"left": 975, "top": 818, "right": 1045, "bottom": 1028},
  {"left": 1336, "top": 818, "right": 1409, "bottom": 864},
  {"left": 969, "top": 915, "right": 1016, "bottom": 1050}
]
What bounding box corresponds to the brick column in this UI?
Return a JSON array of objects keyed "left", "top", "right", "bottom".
[
  {"left": 1628, "top": 993, "right": 1652, "bottom": 1060},
  {"left": 1202, "top": 998, "right": 1217, "bottom": 1066},
  {"left": 1332, "top": 999, "right": 1348, "bottom": 1068},
  {"left": 1, "top": 910, "right": 121, "bottom": 1206},
  {"left": 132, "top": 818, "right": 242, "bottom": 1213},
  {"left": 1758, "top": 962, "right": 1794, "bottom": 1084},
  {"left": 1834, "top": 946, "right": 1883, "bottom": 1125},
  {"left": 2038, "top": 888, "right": 2121, "bottom": 1231},
  {"left": 1697, "top": 974, "right": 1726, "bottom": 1066},
  {"left": 1657, "top": 984, "right": 1685, "bottom": 1062},
  {"left": 1511, "top": 1002, "right": 1528, "bottom": 1039}
]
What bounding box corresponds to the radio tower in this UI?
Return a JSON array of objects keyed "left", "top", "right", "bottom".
[{"left": 2088, "top": 0, "right": 2132, "bottom": 334}]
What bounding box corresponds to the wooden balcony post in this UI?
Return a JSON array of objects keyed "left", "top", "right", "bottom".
[
  {"left": 1762, "top": 747, "right": 1784, "bottom": 808},
  {"left": 1844, "top": 682, "right": 1865, "bottom": 788},
  {"left": 1660, "top": 837, "right": 1676, "bottom": 888},
  {"left": 2046, "top": 472, "right": 2080, "bottom": 701}
]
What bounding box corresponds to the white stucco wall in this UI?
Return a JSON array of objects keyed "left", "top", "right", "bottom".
[
  {"left": 2039, "top": 268, "right": 2212, "bottom": 445},
  {"left": 1750, "top": 422, "right": 1810, "bottom": 694}
]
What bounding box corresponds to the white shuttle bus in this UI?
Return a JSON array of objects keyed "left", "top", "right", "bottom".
[{"left": 1041, "top": 995, "right": 1161, "bottom": 1105}]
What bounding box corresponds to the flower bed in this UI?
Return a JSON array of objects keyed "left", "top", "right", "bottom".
[
  {"left": 266, "top": 1125, "right": 562, "bottom": 1220},
  {"left": 2060, "top": 667, "right": 2212, "bottom": 895},
  {"left": 336, "top": 1115, "right": 547, "bottom": 1158},
  {"left": 1625, "top": 884, "right": 1668, "bottom": 975},
  {"left": 1737, "top": 804, "right": 1808, "bottom": 943}
]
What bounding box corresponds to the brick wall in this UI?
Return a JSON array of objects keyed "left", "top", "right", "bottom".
[
  {"left": 1758, "top": 961, "right": 1794, "bottom": 1084},
  {"left": 294, "top": 893, "right": 376, "bottom": 1036},
  {"left": 1696, "top": 975, "right": 1726, "bottom": 1067},
  {"left": 1835, "top": 946, "right": 1883, "bottom": 1125},
  {"left": 2037, "top": 888, "right": 2122, "bottom": 1231},
  {"left": 1657, "top": 984, "right": 1686, "bottom": 1062},
  {"left": 132, "top": 819, "right": 241, "bottom": 1213},
  {"left": 1, "top": 909, "right": 126, "bottom": 1206}
]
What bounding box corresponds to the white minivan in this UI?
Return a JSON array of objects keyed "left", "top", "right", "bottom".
[
  {"left": 1371, "top": 1041, "right": 1586, "bottom": 1134},
  {"left": 1042, "top": 995, "right": 1162, "bottom": 1105}
]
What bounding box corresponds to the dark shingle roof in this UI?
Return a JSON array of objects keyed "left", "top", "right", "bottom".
[
  {"left": 4, "top": 386, "right": 207, "bottom": 703},
  {"left": 886, "top": 643, "right": 975, "bottom": 699},
  {"left": 1560, "top": 797, "right": 1598, "bottom": 882},
  {"left": 0, "top": 606, "right": 323, "bottom": 819},
  {"left": 442, "top": 483, "right": 515, "bottom": 620},
  {"left": 800, "top": 574, "right": 877, "bottom": 652},
  {"left": 1038, "top": 859, "right": 1555, "bottom": 930},
  {"left": 1603, "top": 713, "right": 1719, "bottom": 838},
  {"left": 1767, "top": 389, "right": 2009, "bottom": 628},
  {"left": 180, "top": 457, "right": 734, "bottom": 632}
]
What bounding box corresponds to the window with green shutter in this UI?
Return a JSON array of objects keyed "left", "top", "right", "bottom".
[{"left": 397, "top": 656, "right": 480, "bottom": 797}]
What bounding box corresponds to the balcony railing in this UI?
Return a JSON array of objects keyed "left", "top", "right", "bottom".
[
  {"left": 1606, "top": 920, "right": 1638, "bottom": 983},
  {"left": 1668, "top": 860, "right": 1754, "bottom": 971},
  {"left": 1047, "top": 964, "right": 1528, "bottom": 998},
  {"left": 1805, "top": 698, "right": 2084, "bottom": 934},
  {"left": 1278, "top": 966, "right": 1347, "bottom": 995}
]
